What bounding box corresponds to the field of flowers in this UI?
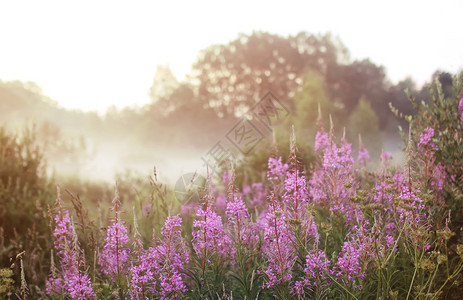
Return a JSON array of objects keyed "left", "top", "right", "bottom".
[{"left": 1, "top": 81, "right": 463, "bottom": 299}]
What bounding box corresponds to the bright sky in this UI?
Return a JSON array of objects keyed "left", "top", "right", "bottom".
[{"left": 1, "top": 0, "right": 462, "bottom": 113}]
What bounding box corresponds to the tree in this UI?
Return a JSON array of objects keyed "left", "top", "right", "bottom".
[
  {"left": 191, "top": 31, "right": 349, "bottom": 118},
  {"left": 327, "top": 59, "right": 389, "bottom": 127},
  {"left": 347, "top": 96, "right": 381, "bottom": 156},
  {"left": 148, "top": 64, "right": 179, "bottom": 104},
  {"left": 289, "top": 70, "right": 342, "bottom": 139},
  {"left": 386, "top": 77, "right": 418, "bottom": 131}
]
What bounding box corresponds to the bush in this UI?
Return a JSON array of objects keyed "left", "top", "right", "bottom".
[
  {"left": 0, "top": 125, "right": 54, "bottom": 290},
  {"left": 391, "top": 74, "right": 463, "bottom": 239}
]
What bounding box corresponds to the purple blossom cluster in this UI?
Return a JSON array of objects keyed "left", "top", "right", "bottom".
[
  {"left": 226, "top": 189, "right": 251, "bottom": 245},
  {"left": 304, "top": 250, "right": 331, "bottom": 282},
  {"left": 284, "top": 170, "right": 309, "bottom": 206},
  {"left": 380, "top": 151, "right": 393, "bottom": 162},
  {"left": 99, "top": 185, "right": 130, "bottom": 281},
  {"left": 130, "top": 216, "right": 189, "bottom": 299},
  {"left": 192, "top": 205, "right": 231, "bottom": 259},
  {"left": 418, "top": 127, "right": 438, "bottom": 151},
  {"left": 294, "top": 249, "right": 332, "bottom": 295},
  {"left": 334, "top": 240, "right": 366, "bottom": 284},
  {"left": 357, "top": 138, "right": 370, "bottom": 167},
  {"left": 267, "top": 156, "right": 289, "bottom": 181},
  {"left": 310, "top": 128, "right": 359, "bottom": 222},
  {"left": 226, "top": 192, "right": 249, "bottom": 224},
  {"left": 261, "top": 203, "right": 296, "bottom": 288},
  {"left": 46, "top": 194, "right": 95, "bottom": 299},
  {"left": 99, "top": 221, "right": 130, "bottom": 279},
  {"left": 314, "top": 131, "right": 329, "bottom": 152}
]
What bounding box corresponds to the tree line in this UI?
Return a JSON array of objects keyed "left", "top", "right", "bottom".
[{"left": 0, "top": 31, "right": 459, "bottom": 152}]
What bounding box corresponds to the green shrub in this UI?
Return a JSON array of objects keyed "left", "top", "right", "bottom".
[
  {"left": 392, "top": 74, "right": 463, "bottom": 220},
  {"left": 391, "top": 74, "right": 463, "bottom": 296}
]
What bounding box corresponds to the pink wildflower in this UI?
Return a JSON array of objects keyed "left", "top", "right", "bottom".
[
  {"left": 47, "top": 190, "right": 95, "bottom": 299},
  {"left": 267, "top": 156, "right": 289, "bottom": 181},
  {"left": 261, "top": 202, "right": 296, "bottom": 289},
  {"left": 192, "top": 206, "right": 231, "bottom": 258},
  {"left": 417, "top": 128, "right": 438, "bottom": 151},
  {"left": 99, "top": 184, "right": 130, "bottom": 280}
]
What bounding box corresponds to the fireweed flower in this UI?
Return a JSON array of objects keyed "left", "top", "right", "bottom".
[
  {"left": 159, "top": 216, "right": 189, "bottom": 270},
  {"left": 226, "top": 169, "right": 261, "bottom": 254},
  {"left": 304, "top": 250, "right": 331, "bottom": 282},
  {"left": 65, "top": 270, "right": 96, "bottom": 300},
  {"left": 222, "top": 171, "right": 232, "bottom": 186},
  {"left": 380, "top": 151, "right": 393, "bottom": 163},
  {"left": 130, "top": 216, "right": 189, "bottom": 299},
  {"left": 372, "top": 173, "right": 405, "bottom": 214},
  {"left": 46, "top": 278, "right": 63, "bottom": 296},
  {"left": 310, "top": 133, "right": 359, "bottom": 223},
  {"left": 99, "top": 221, "right": 130, "bottom": 280},
  {"left": 357, "top": 136, "right": 370, "bottom": 167},
  {"left": 334, "top": 240, "right": 366, "bottom": 285},
  {"left": 366, "top": 222, "right": 397, "bottom": 262},
  {"left": 158, "top": 270, "right": 185, "bottom": 299},
  {"left": 373, "top": 179, "right": 395, "bottom": 210},
  {"left": 243, "top": 184, "right": 251, "bottom": 194},
  {"left": 315, "top": 131, "right": 329, "bottom": 152},
  {"left": 293, "top": 250, "right": 332, "bottom": 295},
  {"left": 68, "top": 222, "right": 96, "bottom": 299},
  {"left": 130, "top": 255, "right": 154, "bottom": 297},
  {"left": 416, "top": 127, "right": 447, "bottom": 194},
  {"left": 52, "top": 209, "right": 74, "bottom": 262},
  {"left": 311, "top": 135, "right": 355, "bottom": 204},
  {"left": 211, "top": 181, "right": 227, "bottom": 212},
  {"left": 99, "top": 185, "right": 130, "bottom": 280},
  {"left": 156, "top": 216, "right": 190, "bottom": 298},
  {"left": 261, "top": 202, "right": 296, "bottom": 289},
  {"left": 358, "top": 147, "right": 370, "bottom": 167},
  {"left": 46, "top": 208, "right": 71, "bottom": 296},
  {"left": 129, "top": 209, "right": 149, "bottom": 298},
  {"left": 226, "top": 192, "right": 250, "bottom": 240},
  {"left": 417, "top": 127, "right": 438, "bottom": 151},
  {"left": 283, "top": 170, "right": 309, "bottom": 217},
  {"left": 192, "top": 206, "right": 231, "bottom": 259},
  {"left": 47, "top": 190, "right": 95, "bottom": 299},
  {"left": 267, "top": 156, "right": 289, "bottom": 182},
  {"left": 284, "top": 125, "right": 308, "bottom": 218},
  {"left": 375, "top": 170, "right": 426, "bottom": 229},
  {"left": 397, "top": 186, "right": 426, "bottom": 226}
]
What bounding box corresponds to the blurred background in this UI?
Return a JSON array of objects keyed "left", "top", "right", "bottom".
[{"left": 1, "top": 0, "right": 462, "bottom": 186}]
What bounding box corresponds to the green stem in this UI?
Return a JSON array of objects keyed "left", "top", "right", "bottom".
[
  {"left": 425, "top": 263, "right": 439, "bottom": 296},
  {"left": 376, "top": 270, "right": 381, "bottom": 300},
  {"left": 324, "top": 272, "right": 359, "bottom": 300},
  {"left": 431, "top": 261, "right": 463, "bottom": 300},
  {"left": 406, "top": 268, "right": 417, "bottom": 300},
  {"left": 383, "top": 222, "right": 406, "bottom": 266}
]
